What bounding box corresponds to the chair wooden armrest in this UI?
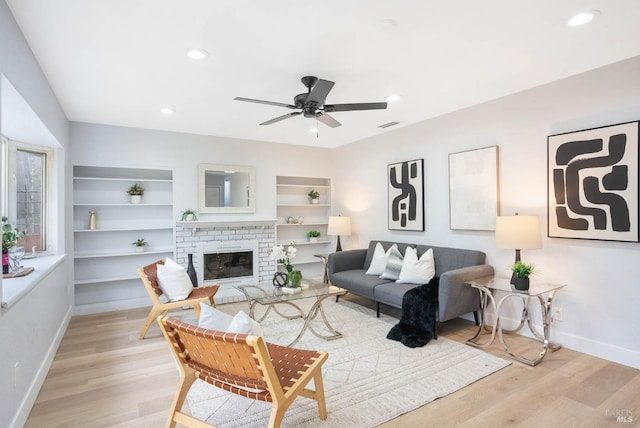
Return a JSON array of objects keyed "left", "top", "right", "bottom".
[{"left": 138, "top": 259, "right": 219, "bottom": 339}]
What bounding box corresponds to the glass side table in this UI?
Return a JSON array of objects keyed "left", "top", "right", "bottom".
[{"left": 465, "top": 276, "right": 567, "bottom": 366}]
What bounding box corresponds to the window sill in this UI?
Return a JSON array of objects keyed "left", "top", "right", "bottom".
[{"left": 1, "top": 254, "right": 67, "bottom": 309}]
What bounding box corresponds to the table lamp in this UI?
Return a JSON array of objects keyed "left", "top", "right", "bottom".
[
  {"left": 328, "top": 216, "right": 351, "bottom": 252},
  {"left": 495, "top": 213, "right": 541, "bottom": 283}
]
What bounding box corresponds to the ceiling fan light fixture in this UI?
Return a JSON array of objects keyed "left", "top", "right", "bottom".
[
  {"left": 160, "top": 107, "right": 175, "bottom": 115},
  {"left": 309, "top": 127, "right": 319, "bottom": 133},
  {"left": 385, "top": 94, "right": 401, "bottom": 102},
  {"left": 567, "top": 10, "right": 600, "bottom": 27},
  {"left": 186, "top": 48, "right": 209, "bottom": 60}
]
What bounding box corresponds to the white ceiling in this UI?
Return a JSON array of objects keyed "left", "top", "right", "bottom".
[{"left": 6, "top": 1, "right": 640, "bottom": 148}]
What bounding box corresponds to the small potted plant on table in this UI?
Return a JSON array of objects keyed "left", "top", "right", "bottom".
[
  {"left": 510, "top": 261, "right": 534, "bottom": 290},
  {"left": 307, "top": 230, "right": 321, "bottom": 243},
  {"left": 126, "top": 183, "right": 144, "bottom": 204}
]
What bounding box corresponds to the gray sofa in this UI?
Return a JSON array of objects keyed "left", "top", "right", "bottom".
[{"left": 328, "top": 240, "right": 493, "bottom": 325}]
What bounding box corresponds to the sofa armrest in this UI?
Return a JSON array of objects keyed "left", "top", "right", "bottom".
[
  {"left": 328, "top": 249, "right": 368, "bottom": 275},
  {"left": 438, "top": 264, "right": 495, "bottom": 322}
]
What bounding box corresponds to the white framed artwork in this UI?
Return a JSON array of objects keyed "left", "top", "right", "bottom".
[{"left": 448, "top": 146, "right": 499, "bottom": 230}]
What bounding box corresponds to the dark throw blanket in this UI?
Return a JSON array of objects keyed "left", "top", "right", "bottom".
[{"left": 386, "top": 277, "right": 439, "bottom": 348}]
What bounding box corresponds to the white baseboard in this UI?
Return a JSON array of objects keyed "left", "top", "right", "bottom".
[
  {"left": 10, "top": 305, "right": 73, "bottom": 428},
  {"left": 467, "top": 313, "right": 640, "bottom": 370}
]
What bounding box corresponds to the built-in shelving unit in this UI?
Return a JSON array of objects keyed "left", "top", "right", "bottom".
[
  {"left": 73, "top": 166, "right": 174, "bottom": 315},
  {"left": 276, "top": 176, "right": 332, "bottom": 280}
]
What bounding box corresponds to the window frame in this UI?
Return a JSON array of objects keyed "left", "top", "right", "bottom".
[{"left": 1, "top": 137, "right": 52, "bottom": 253}]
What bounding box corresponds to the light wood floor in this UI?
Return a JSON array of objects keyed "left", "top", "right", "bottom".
[{"left": 26, "top": 295, "right": 638, "bottom": 428}]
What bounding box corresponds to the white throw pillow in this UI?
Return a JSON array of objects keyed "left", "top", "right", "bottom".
[
  {"left": 365, "top": 242, "right": 387, "bottom": 275},
  {"left": 226, "top": 310, "right": 264, "bottom": 337},
  {"left": 198, "top": 303, "right": 234, "bottom": 331},
  {"left": 156, "top": 258, "right": 194, "bottom": 301},
  {"left": 396, "top": 247, "right": 436, "bottom": 284},
  {"left": 379, "top": 244, "right": 403, "bottom": 280}
]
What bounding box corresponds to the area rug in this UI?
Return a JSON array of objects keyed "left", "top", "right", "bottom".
[{"left": 184, "top": 299, "right": 510, "bottom": 427}]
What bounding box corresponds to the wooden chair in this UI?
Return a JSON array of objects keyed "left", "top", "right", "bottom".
[
  {"left": 138, "top": 259, "right": 219, "bottom": 339},
  {"left": 157, "top": 315, "right": 328, "bottom": 428}
]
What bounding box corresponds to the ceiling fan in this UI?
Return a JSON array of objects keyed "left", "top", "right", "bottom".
[{"left": 234, "top": 76, "right": 387, "bottom": 128}]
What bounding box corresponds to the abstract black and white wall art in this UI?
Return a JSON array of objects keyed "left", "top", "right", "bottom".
[
  {"left": 388, "top": 159, "right": 424, "bottom": 231},
  {"left": 448, "top": 146, "right": 499, "bottom": 230},
  {"left": 548, "top": 121, "right": 639, "bottom": 242}
]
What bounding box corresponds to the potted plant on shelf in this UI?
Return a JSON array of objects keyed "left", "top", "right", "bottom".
[
  {"left": 133, "top": 238, "right": 148, "bottom": 253},
  {"left": 510, "top": 261, "right": 535, "bottom": 290},
  {"left": 307, "top": 230, "right": 321, "bottom": 243},
  {"left": 2, "top": 216, "right": 26, "bottom": 274},
  {"left": 181, "top": 208, "right": 198, "bottom": 221},
  {"left": 308, "top": 189, "right": 320, "bottom": 204},
  {"left": 126, "top": 183, "right": 144, "bottom": 204}
]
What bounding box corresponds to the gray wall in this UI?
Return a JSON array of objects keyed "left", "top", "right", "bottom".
[{"left": 332, "top": 56, "right": 640, "bottom": 369}]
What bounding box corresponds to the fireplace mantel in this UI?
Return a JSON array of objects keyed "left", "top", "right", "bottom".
[{"left": 178, "top": 219, "right": 277, "bottom": 235}]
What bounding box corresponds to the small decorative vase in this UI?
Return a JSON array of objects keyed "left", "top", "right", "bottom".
[
  {"left": 288, "top": 270, "right": 303, "bottom": 287},
  {"left": 187, "top": 253, "right": 198, "bottom": 287},
  {"left": 513, "top": 277, "right": 530, "bottom": 291},
  {"left": 311, "top": 198, "right": 319, "bottom": 204},
  {"left": 309, "top": 237, "right": 318, "bottom": 243},
  {"left": 130, "top": 195, "right": 142, "bottom": 204},
  {"left": 89, "top": 210, "right": 97, "bottom": 230},
  {"left": 135, "top": 246, "right": 145, "bottom": 253},
  {"left": 272, "top": 272, "right": 287, "bottom": 287}
]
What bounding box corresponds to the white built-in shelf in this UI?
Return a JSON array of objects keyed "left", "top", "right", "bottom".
[
  {"left": 277, "top": 240, "right": 331, "bottom": 246},
  {"left": 277, "top": 222, "right": 328, "bottom": 227},
  {"left": 74, "top": 176, "right": 172, "bottom": 183},
  {"left": 74, "top": 248, "right": 173, "bottom": 259},
  {"left": 276, "top": 176, "right": 332, "bottom": 278},
  {"left": 73, "top": 203, "right": 173, "bottom": 207},
  {"left": 74, "top": 274, "right": 139, "bottom": 285},
  {"left": 276, "top": 204, "right": 331, "bottom": 207},
  {"left": 73, "top": 165, "right": 174, "bottom": 314},
  {"left": 277, "top": 184, "right": 331, "bottom": 189},
  {"left": 74, "top": 227, "right": 173, "bottom": 233}
]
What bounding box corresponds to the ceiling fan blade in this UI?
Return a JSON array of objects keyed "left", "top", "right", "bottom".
[
  {"left": 234, "top": 97, "right": 297, "bottom": 109},
  {"left": 324, "top": 102, "right": 388, "bottom": 112},
  {"left": 260, "top": 111, "right": 302, "bottom": 126},
  {"left": 316, "top": 113, "right": 342, "bottom": 128},
  {"left": 306, "top": 79, "right": 335, "bottom": 107}
]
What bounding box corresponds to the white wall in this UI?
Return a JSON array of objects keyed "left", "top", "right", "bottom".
[
  {"left": 332, "top": 56, "right": 640, "bottom": 369},
  {"left": 0, "top": 1, "right": 72, "bottom": 427},
  {"left": 70, "top": 123, "right": 334, "bottom": 221}
]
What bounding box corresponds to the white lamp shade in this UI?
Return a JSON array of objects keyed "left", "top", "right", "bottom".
[
  {"left": 328, "top": 216, "right": 351, "bottom": 236},
  {"left": 495, "top": 215, "right": 541, "bottom": 249}
]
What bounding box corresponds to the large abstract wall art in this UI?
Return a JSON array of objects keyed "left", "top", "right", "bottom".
[
  {"left": 388, "top": 159, "right": 424, "bottom": 231},
  {"left": 548, "top": 121, "right": 639, "bottom": 242},
  {"left": 448, "top": 146, "right": 499, "bottom": 230}
]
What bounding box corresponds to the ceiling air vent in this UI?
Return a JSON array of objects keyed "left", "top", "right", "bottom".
[{"left": 378, "top": 121, "right": 400, "bottom": 129}]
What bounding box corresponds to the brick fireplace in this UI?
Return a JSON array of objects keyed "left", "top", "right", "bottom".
[{"left": 175, "top": 220, "right": 276, "bottom": 303}]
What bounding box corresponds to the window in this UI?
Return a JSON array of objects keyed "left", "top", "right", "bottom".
[{"left": 1, "top": 137, "right": 51, "bottom": 252}]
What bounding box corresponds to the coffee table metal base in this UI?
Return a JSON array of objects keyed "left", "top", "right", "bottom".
[{"left": 239, "top": 285, "right": 345, "bottom": 347}]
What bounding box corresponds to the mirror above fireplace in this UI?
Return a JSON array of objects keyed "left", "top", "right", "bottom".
[{"left": 198, "top": 163, "right": 256, "bottom": 213}]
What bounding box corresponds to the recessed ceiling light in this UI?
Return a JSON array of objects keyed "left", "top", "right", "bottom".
[
  {"left": 186, "top": 48, "right": 209, "bottom": 60},
  {"left": 385, "top": 94, "right": 401, "bottom": 102},
  {"left": 160, "top": 107, "right": 175, "bottom": 115},
  {"left": 567, "top": 10, "right": 601, "bottom": 27}
]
